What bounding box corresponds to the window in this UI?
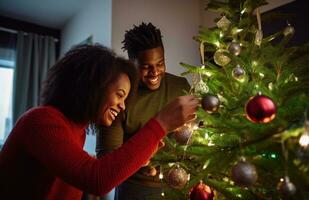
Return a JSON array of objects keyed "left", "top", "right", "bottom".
[{"left": 0, "top": 49, "right": 15, "bottom": 146}]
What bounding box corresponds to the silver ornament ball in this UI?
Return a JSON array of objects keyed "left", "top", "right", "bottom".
[
  {"left": 228, "top": 42, "right": 241, "bottom": 56},
  {"left": 232, "top": 66, "right": 246, "bottom": 80},
  {"left": 278, "top": 176, "right": 296, "bottom": 199},
  {"left": 231, "top": 160, "right": 258, "bottom": 187}
]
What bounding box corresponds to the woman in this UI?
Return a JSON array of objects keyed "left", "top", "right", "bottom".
[{"left": 0, "top": 44, "right": 198, "bottom": 200}]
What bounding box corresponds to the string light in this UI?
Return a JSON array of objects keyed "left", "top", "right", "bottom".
[
  {"left": 268, "top": 82, "right": 273, "bottom": 90},
  {"left": 159, "top": 172, "right": 164, "bottom": 179},
  {"left": 214, "top": 40, "right": 220, "bottom": 47},
  {"left": 241, "top": 8, "right": 247, "bottom": 15},
  {"left": 299, "top": 132, "right": 309, "bottom": 148},
  {"left": 299, "top": 120, "right": 309, "bottom": 148},
  {"left": 219, "top": 31, "right": 224, "bottom": 38},
  {"left": 207, "top": 141, "right": 215, "bottom": 146}
]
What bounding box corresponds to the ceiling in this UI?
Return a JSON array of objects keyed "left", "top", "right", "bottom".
[{"left": 0, "top": 0, "right": 89, "bottom": 29}]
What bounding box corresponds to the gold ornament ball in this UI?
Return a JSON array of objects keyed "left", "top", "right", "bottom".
[{"left": 214, "top": 49, "right": 231, "bottom": 66}]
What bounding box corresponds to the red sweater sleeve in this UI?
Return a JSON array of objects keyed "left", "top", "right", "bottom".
[{"left": 21, "top": 109, "right": 165, "bottom": 195}]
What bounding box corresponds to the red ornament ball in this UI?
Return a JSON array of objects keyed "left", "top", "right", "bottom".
[
  {"left": 190, "top": 182, "right": 214, "bottom": 200},
  {"left": 245, "top": 94, "right": 276, "bottom": 123}
]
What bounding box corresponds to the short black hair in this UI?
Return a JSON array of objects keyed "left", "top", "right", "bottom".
[
  {"left": 122, "top": 22, "right": 163, "bottom": 59},
  {"left": 40, "top": 44, "right": 137, "bottom": 124}
]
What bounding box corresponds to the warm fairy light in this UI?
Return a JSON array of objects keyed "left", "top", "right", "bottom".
[
  {"left": 215, "top": 41, "right": 220, "bottom": 47},
  {"left": 204, "top": 133, "right": 209, "bottom": 139},
  {"left": 161, "top": 192, "right": 165, "bottom": 197},
  {"left": 295, "top": 76, "right": 298, "bottom": 81},
  {"left": 241, "top": 8, "right": 247, "bottom": 14},
  {"left": 192, "top": 124, "right": 199, "bottom": 130},
  {"left": 207, "top": 141, "right": 215, "bottom": 146},
  {"left": 231, "top": 28, "right": 243, "bottom": 35},
  {"left": 220, "top": 32, "right": 224, "bottom": 38},
  {"left": 187, "top": 174, "right": 191, "bottom": 181},
  {"left": 159, "top": 173, "right": 164, "bottom": 179},
  {"left": 299, "top": 133, "right": 309, "bottom": 148},
  {"left": 259, "top": 73, "right": 265, "bottom": 78},
  {"left": 252, "top": 61, "right": 258, "bottom": 66},
  {"left": 280, "top": 178, "right": 284, "bottom": 182},
  {"left": 204, "top": 71, "right": 212, "bottom": 77},
  {"left": 268, "top": 82, "right": 273, "bottom": 90},
  {"left": 223, "top": 177, "right": 229, "bottom": 182},
  {"left": 236, "top": 194, "right": 242, "bottom": 198},
  {"left": 255, "top": 84, "right": 259, "bottom": 88}
]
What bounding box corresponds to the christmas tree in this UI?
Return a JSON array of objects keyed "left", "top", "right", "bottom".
[{"left": 151, "top": 0, "right": 309, "bottom": 199}]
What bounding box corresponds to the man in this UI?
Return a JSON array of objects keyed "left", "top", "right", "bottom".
[{"left": 96, "top": 22, "right": 190, "bottom": 200}]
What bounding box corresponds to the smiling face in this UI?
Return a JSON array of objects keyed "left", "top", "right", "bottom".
[
  {"left": 100, "top": 73, "right": 131, "bottom": 126},
  {"left": 136, "top": 46, "right": 165, "bottom": 90}
]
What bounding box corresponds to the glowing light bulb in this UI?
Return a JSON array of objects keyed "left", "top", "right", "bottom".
[
  {"left": 159, "top": 173, "right": 164, "bottom": 179},
  {"left": 299, "top": 133, "right": 309, "bottom": 148}
]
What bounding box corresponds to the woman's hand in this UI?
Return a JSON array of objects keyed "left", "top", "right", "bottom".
[{"left": 155, "top": 95, "right": 199, "bottom": 133}]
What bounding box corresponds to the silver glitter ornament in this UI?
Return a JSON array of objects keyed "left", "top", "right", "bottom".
[{"left": 167, "top": 166, "right": 189, "bottom": 189}]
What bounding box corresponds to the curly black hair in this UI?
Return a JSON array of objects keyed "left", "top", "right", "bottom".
[
  {"left": 40, "top": 44, "right": 137, "bottom": 125},
  {"left": 122, "top": 22, "right": 163, "bottom": 59}
]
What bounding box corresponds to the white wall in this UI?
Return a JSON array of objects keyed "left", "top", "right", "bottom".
[
  {"left": 112, "top": 0, "right": 201, "bottom": 76},
  {"left": 60, "top": 0, "right": 112, "bottom": 155},
  {"left": 60, "top": 0, "right": 112, "bottom": 55}
]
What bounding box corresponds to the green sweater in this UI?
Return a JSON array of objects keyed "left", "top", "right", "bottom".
[{"left": 96, "top": 73, "right": 190, "bottom": 187}]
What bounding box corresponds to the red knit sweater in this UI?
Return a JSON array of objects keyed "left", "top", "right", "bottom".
[{"left": 0, "top": 106, "right": 165, "bottom": 200}]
